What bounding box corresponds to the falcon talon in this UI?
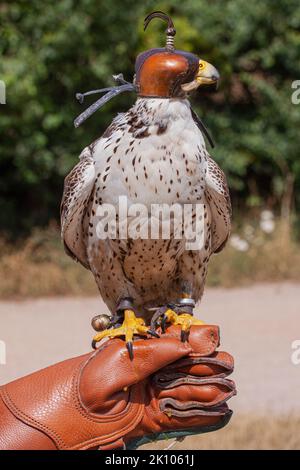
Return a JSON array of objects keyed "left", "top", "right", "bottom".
[
  {"left": 180, "top": 329, "right": 190, "bottom": 343},
  {"left": 161, "top": 314, "right": 167, "bottom": 334},
  {"left": 91, "top": 307, "right": 153, "bottom": 353},
  {"left": 126, "top": 341, "right": 134, "bottom": 361},
  {"left": 147, "top": 329, "right": 160, "bottom": 338},
  {"left": 150, "top": 306, "right": 205, "bottom": 341}
]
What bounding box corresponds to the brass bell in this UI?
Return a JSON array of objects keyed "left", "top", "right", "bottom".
[{"left": 91, "top": 314, "right": 111, "bottom": 332}]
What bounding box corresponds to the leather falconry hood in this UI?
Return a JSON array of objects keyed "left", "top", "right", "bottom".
[
  {"left": 73, "top": 11, "right": 215, "bottom": 148},
  {"left": 74, "top": 11, "right": 199, "bottom": 127},
  {"left": 135, "top": 11, "right": 199, "bottom": 98}
]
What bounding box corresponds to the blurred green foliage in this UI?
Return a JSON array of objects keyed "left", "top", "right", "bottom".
[{"left": 1, "top": 0, "right": 300, "bottom": 235}]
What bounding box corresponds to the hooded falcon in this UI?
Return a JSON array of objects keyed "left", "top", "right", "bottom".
[{"left": 61, "top": 12, "right": 231, "bottom": 358}]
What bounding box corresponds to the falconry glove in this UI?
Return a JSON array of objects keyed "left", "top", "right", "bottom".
[{"left": 0, "top": 325, "right": 235, "bottom": 450}]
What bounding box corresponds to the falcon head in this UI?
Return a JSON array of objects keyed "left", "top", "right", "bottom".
[
  {"left": 135, "top": 11, "right": 219, "bottom": 98},
  {"left": 74, "top": 11, "right": 219, "bottom": 127}
]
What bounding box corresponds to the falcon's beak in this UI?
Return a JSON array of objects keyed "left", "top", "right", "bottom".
[
  {"left": 181, "top": 60, "right": 220, "bottom": 92},
  {"left": 195, "top": 60, "right": 220, "bottom": 87}
]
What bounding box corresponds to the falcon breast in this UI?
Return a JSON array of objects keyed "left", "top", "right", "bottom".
[{"left": 61, "top": 97, "right": 231, "bottom": 319}]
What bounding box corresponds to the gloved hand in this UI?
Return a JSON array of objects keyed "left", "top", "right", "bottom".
[{"left": 0, "top": 325, "right": 236, "bottom": 450}]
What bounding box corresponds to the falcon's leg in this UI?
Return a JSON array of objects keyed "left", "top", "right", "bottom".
[
  {"left": 150, "top": 298, "right": 205, "bottom": 342},
  {"left": 91, "top": 298, "right": 157, "bottom": 359}
]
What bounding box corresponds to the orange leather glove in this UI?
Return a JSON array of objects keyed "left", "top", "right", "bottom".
[{"left": 0, "top": 325, "right": 235, "bottom": 450}]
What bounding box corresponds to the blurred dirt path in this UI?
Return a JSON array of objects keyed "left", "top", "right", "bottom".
[{"left": 0, "top": 282, "right": 300, "bottom": 415}]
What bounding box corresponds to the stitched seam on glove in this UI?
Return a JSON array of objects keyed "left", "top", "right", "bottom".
[
  {"left": 74, "top": 349, "right": 141, "bottom": 422},
  {"left": 0, "top": 391, "right": 59, "bottom": 449},
  {"left": 163, "top": 355, "right": 234, "bottom": 373},
  {"left": 0, "top": 387, "right": 65, "bottom": 449},
  {"left": 154, "top": 376, "right": 236, "bottom": 389},
  {"left": 0, "top": 358, "right": 145, "bottom": 450}
]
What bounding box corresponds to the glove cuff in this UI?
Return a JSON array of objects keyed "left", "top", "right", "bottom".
[
  {"left": 126, "top": 410, "right": 233, "bottom": 450},
  {"left": 0, "top": 349, "right": 144, "bottom": 450}
]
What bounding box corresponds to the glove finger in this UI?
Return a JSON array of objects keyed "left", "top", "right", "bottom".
[
  {"left": 125, "top": 408, "right": 232, "bottom": 449},
  {"left": 155, "top": 380, "right": 235, "bottom": 431},
  {"left": 80, "top": 336, "right": 192, "bottom": 410},
  {"left": 162, "top": 324, "right": 220, "bottom": 356},
  {"left": 176, "top": 363, "right": 227, "bottom": 377},
  {"left": 156, "top": 379, "right": 236, "bottom": 407},
  {"left": 161, "top": 351, "right": 234, "bottom": 377},
  {"left": 158, "top": 401, "right": 232, "bottom": 422}
]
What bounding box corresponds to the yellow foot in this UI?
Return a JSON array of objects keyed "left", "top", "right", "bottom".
[
  {"left": 92, "top": 309, "right": 158, "bottom": 359},
  {"left": 152, "top": 307, "right": 205, "bottom": 342}
]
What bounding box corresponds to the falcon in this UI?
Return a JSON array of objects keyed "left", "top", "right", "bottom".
[{"left": 61, "top": 11, "right": 231, "bottom": 358}]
